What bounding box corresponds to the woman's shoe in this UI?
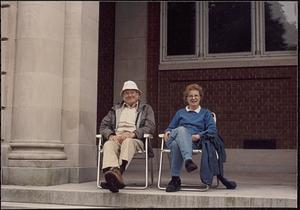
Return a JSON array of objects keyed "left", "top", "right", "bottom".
[
  {"left": 185, "top": 159, "right": 198, "bottom": 172},
  {"left": 166, "top": 177, "right": 181, "bottom": 192}
]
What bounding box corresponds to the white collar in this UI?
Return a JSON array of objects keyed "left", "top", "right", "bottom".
[{"left": 186, "top": 106, "right": 201, "bottom": 113}]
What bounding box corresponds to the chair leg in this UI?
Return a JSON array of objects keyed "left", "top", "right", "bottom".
[
  {"left": 125, "top": 154, "right": 148, "bottom": 190},
  {"left": 150, "top": 158, "right": 154, "bottom": 186},
  {"left": 145, "top": 152, "right": 148, "bottom": 188},
  {"left": 157, "top": 150, "right": 165, "bottom": 190},
  {"left": 180, "top": 184, "right": 210, "bottom": 191},
  {"left": 96, "top": 149, "right": 102, "bottom": 189},
  {"left": 97, "top": 145, "right": 151, "bottom": 190},
  {"left": 157, "top": 150, "right": 210, "bottom": 192}
]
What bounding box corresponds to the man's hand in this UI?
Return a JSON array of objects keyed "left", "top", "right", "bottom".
[
  {"left": 192, "top": 134, "right": 201, "bottom": 142},
  {"left": 108, "top": 135, "right": 116, "bottom": 142},
  {"left": 121, "top": 132, "right": 135, "bottom": 139},
  {"left": 115, "top": 135, "right": 126, "bottom": 144},
  {"left": 108, "top": 134, "right": 125, "bottom": 144},
  {"left": 112, "top": 132, "right": 136, "bottom": 144},
  {"left": 163, "top": 132, "right": 170, "bottom": 142}
]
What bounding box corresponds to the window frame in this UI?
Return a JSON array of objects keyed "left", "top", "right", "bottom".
[
  {"left": 160, "top": 2, "right": 200, "bottom": 61},
  {"left": 159, "top": 1, "right": 297, "bottom": 70},
  {"left": 260, "top": 1, "right": 298, "bottom": 57},
  {"left": 204, "top": 1, "right": 256, "bottom": 59}
]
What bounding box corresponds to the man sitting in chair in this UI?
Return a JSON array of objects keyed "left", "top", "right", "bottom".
[{"left": 99, "top": 80, "right": 155, "bottom": 193}]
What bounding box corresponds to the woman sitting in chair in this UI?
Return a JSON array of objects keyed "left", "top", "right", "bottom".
[{"left": 163, "top": 83, "right": 218, "bottom": 192}]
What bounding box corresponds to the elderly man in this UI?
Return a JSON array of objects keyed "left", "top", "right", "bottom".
[{"left": 99, "top": 80, "right": 156, "bottom": 193}]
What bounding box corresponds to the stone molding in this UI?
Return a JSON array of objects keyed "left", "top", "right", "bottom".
[{"left": 9, "top": 142, "right": 67, "bottom": 160}]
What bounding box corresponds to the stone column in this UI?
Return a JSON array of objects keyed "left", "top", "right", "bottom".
[
  {"left": 4, "top": 1, "right": 68, "bottom": 185},
  {"left": 62, "top": 1, "right": 99, "bottom": 183},
  {"left": 1, "top": 1, "right": 18, "bottom": 183}
]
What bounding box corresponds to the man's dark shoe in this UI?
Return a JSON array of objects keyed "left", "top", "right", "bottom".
[
  {"left": 185, "top": 159, "right": 198, "bottom": 172},
  {"left": 106, "top": 182, "right": 119, "bottom": 193},
  {"left": 100, "top": 182, "right": 112, "bottom": 190},
  {"left": 166, "top": 177, "right": 181, "bottom": 192},
  {"left": 104, "top": 167, "right": 125, "bottom": 192},
  {"left": 101, "top": 181, "right": 120, "bottom": 193}
]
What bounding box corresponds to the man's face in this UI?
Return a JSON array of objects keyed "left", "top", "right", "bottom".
[{"left": 122, "top": 90, "right": 140, "bottom": 106}]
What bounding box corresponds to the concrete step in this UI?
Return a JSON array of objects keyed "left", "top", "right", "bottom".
[
  {"left": 1, "top": 149, "right": 297, "bottom": 208},
  {"left": 1, "top": 175, "right": 297, "bottom": 208},
  {"left": 1, "top": 201, "right": 111, "bottom": 209}
]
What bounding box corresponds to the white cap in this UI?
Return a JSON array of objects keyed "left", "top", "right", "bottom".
[{"left": 120, "top": 80, "right": 142, "bottom": 96}]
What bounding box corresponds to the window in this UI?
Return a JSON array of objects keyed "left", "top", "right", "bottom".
[
  {"left": 160, "top": 1, "right": 298, "bottom": 70},
  {"left": 167, "top": 2, "right": 196, "bottom": 56},
  {"left": 264, "top": 1, "right": 298, "bottom": 52},
  {"left": 208, "top": 2, "right": 252, "bottom": 54}
]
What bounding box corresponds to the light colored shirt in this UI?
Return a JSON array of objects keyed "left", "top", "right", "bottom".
[
  {"left": 185, "top": 105, "right": 201, "bottom": 113},
  {"left": 116, "top": 102, "right": 138, "bottom": 133}
]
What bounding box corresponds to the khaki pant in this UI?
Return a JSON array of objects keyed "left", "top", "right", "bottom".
[{"left": 102, "top": 138, "right": 144, "bottom": 169}]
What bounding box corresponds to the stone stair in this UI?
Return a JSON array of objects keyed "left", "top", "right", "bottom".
[
  {"left": 1, "top": 149, "right": 297, "bottom": 208},
  {"left": 1, "top": 171, "right": 297, "bottom": 208},
  {"left": 1, "top": 202, "right": 104, "bottom": 209}
]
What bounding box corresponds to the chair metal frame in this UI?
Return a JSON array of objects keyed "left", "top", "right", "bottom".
[
  {"left": 157, "top": 112, "right": 219, "bottom": 191},
  {"left": 96, "top": 134, "right": 154, "bottom": 190}
]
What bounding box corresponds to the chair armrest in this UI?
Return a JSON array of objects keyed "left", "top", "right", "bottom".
[
  {"left": 143, "top": 134, "right": 153, "bottom": 138},
  {"left": 96, "top": 134, "right": 103, "bottom": 149},
  {"left": 143, "top": 134, "right": 153, "bottom": 149},
  {"left": 158, "top": 133, "right": 166, "bottom": 150}
]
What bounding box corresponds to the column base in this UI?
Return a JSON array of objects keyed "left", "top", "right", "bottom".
[
  {"left": 2, "top": 166, "right": 97, "bottom": 186},
  {"left": 69, "top": 167, "right": 97, "bottom": 183},
  {"left": 8, "top": 142, "right": 67, "bottom": 160},
  {"left": 2, "top": 166, "right": 69, "bottom": 186}
]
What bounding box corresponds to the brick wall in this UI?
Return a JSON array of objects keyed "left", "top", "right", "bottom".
[
  {"left": 147, "top": 2, "right": 297, "bottom": 149},
  {"left": 97, "top": 3, "right": 115, "bottom": 134}
]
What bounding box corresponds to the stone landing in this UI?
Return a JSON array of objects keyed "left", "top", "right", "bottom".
[{"left": 1, "top": 171, "right": 297, "bottom": 208}]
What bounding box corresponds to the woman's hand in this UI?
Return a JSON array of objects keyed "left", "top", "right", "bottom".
[
  {"left": 192, "top": 134, "right": 201, "bottom": 142},
  {"left": 163, "top": 132, "right": 170, "bottom": 142}
]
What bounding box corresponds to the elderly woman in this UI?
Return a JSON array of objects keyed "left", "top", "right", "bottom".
[{"left": 163, "top": 83, "right": 218, "bottom": 192}]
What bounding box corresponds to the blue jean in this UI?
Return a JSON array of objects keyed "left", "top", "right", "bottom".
[{"left": 166, "top": 126, "right": 201, "bottom": 176}]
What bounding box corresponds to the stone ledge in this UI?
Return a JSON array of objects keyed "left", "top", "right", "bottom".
[
  {"left": 2, "top": 167, "right": 69, "bottom": 186},
  {"left": 1, "top": 182, "right": 296, "bottom": 208},
  {"left": 1, "top": 201, "right": 103, "bottom": 209},
  {"left": 2, "top": 166, "right": 97, "bottom": 185}
]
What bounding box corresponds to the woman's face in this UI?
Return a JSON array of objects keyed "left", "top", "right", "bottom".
[{"left": 187, "top": 89, "right": 201, "bottom": 108}]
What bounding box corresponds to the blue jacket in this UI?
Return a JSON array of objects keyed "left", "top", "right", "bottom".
[{"left": 200, "top": 134, "right": 226, "bottom": 185}]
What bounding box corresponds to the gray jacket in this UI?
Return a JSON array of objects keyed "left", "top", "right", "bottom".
[{"left": 99, "top": 101, "right": 156, "bottom": 157}]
